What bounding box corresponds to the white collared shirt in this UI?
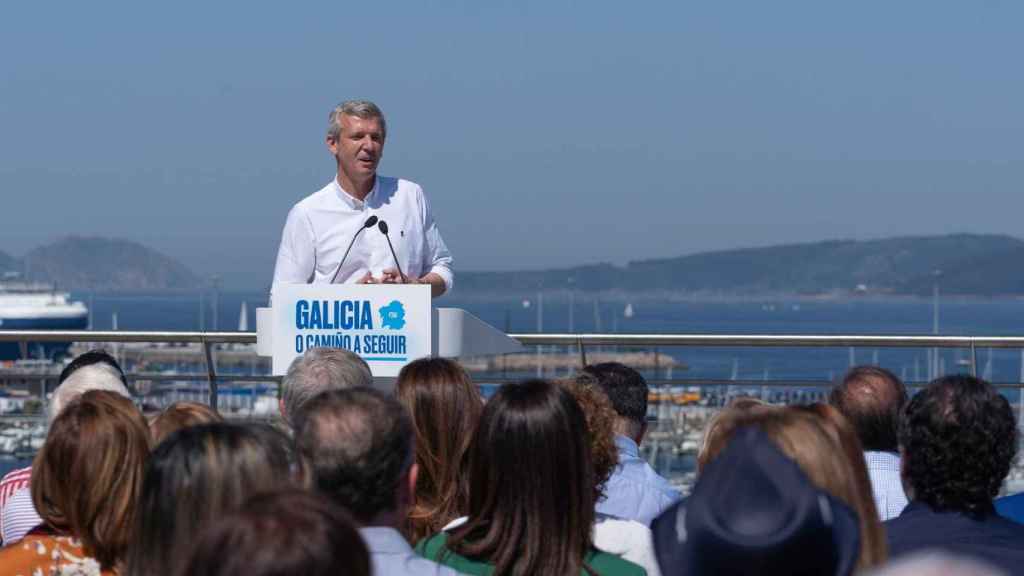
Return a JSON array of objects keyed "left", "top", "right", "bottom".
[
  {"left": 272, "top": 176, "right": 454, "bottom": 292},
  {"left": 864, "top": 450, "right": 908, "bottom": 520}
]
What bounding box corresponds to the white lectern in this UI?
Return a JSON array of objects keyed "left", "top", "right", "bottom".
[{"left": 257, "top": 284, "right": 523, "bottom": 377}]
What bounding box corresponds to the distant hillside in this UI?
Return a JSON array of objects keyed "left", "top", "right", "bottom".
[
  {"left": 23, "top": 237, "right": 199, "bottom": 290},
  {"left": 0, "top": 249, "right": 17, "bottom": 274},
  {"left": 458, "top": 234, "right": 1024, "bottom": 296}
]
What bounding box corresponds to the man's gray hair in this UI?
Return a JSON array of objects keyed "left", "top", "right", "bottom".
[
  {"left": 327, "top": 99, "right": 387, "bottom": 141},
  {"left": 281, "top": 347, "right": 373, "bottom": 427},
  {"left": 49, "top": 363, "right": 132, "bottom": 424}
]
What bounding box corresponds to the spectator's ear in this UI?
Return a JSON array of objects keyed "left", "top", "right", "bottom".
[
  {"left": 400, "top": 463, "right": 419, "bottom": 510},
  {"left": 279, "top": 398, "right": 287, "bottom": 423}
]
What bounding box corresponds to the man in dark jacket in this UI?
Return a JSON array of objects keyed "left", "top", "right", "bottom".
[{"left": 886, "top": 374, "right": 1024, "bottom": 574}]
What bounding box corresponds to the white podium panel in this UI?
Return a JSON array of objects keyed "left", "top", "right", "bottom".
[
  {"left": 269, "top": 284, "right": 431, "bottom": 377},
  {"left": 432, "top": 308, "right": 524, "bottom": 357}
]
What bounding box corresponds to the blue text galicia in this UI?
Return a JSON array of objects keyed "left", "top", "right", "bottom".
[{"left": 296, "top": 300, "right": 373, "bottom": 330}]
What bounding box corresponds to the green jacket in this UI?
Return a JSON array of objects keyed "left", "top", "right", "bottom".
[{"left": 415, "top": 533, "right": 647, "bottom": 576}]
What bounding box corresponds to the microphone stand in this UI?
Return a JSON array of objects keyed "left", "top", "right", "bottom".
[
  {"left": 377, "top": 220, "right": 407, "bottom": 283},
  {"left": 329, "top": 215, "right": 378, "bottom": 284}
]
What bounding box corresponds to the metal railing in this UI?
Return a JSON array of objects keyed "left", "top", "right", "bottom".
[{"left": 3, "top": 329, "right": 1024, "bottom": 405}]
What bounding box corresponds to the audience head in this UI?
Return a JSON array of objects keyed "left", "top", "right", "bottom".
[
  {"left": 126, "top": 422, "right": 296, "bottom": 576},
  {"left": 559, "top": 375, "right": 620, "bottom": 501},
  {"left": 280, "top": 347, "right": 372, "bottom": 427},
  {"left": 698, "top": 397, "right": 774, "bottom": 471},
  {"left": 698, "top": 406, "right": 887, "bottom": 569},
  {"left": 180, "top": 490, "right": 371, "bottom": 576},
  {"left": 295, "top": 387, "right": 415, "bottom": 526},
  {"left": 32, "top": 390, "right": 150, "bottom": 571},
  {"left": 581, "top": 362, "right": 649, "bottom": 442},
  {"left": 830, "top": 366, "right": 907, "bottom": 452},
  {"left": 443, "top": 379, "right": 595, "bottom": 575},
  {"left": 50, "top": 349, "right": 131, "bottom": 424},
  {"left": 395, "top": 357, "right": 482, "bottom": 541},
  {"left": 149, "top": 401, "right": 223, "bottom": 444},
  {"left": 899, "top": 374, "right": 1017, "bottom": 517},
  {"left": 653, "top": 427, "right": 861, "bottom": 576}
]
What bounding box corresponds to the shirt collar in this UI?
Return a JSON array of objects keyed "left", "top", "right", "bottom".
[
  {"left": 864, "top": 450, "right": 901, "bottom": 466},
  {"left": 900, "top": 500, "right": 997, "bottom": 519},
  {"left": 358, "top": 526, "right": 413, "bottom": 554},
  {"left": 615, "top": 434, "right": 640, "bottom": 457},
  {"left": 332, "top": 176, "right": 379, "bottom": 209}
]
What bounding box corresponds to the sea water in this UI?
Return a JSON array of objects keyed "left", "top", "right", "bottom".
[{"left": 73, "top": 290, "right": 1024, "bottom": 385}]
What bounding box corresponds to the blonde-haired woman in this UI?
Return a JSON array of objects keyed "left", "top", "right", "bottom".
[{"left": 698, "top": 406, "right": 887, "bottom": 571}]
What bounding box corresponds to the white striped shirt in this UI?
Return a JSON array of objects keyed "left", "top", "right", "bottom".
[
  {"left": 0, "top": 466, "right": 31, "bottom": 507},
  {"left": 0, "top": 487, "right": 41, "bottom": 545},
  {"left": 0, "top": 466, "right": 32, "bottom": 545}
]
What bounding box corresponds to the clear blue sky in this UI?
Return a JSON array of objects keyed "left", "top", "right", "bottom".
[{"left": 3, "top": 1, "right": 1023, "bottom": 288}]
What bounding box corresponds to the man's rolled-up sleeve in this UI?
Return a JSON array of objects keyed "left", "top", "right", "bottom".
[
  {"left": 419, "top": 187, "right": 454, "bottom": 293},
  {"left": 272, "top": 205, "right": 317, "bottom": 286}
]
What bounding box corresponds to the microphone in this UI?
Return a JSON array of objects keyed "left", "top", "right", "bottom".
[
  {"left": 329, "top": 215, "right": 378, "bottom": 284},
  {"left": 377, "top": 219, "right": 407, "bottom": 283}
]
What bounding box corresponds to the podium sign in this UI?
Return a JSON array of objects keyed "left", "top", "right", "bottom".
[{"left": 270, "top": 283, "right": 432, "bottom": 377}]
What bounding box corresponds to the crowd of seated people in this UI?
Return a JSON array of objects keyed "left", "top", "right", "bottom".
[{"left": 4, "top": 351, "right": 1024, "bottom": 575}]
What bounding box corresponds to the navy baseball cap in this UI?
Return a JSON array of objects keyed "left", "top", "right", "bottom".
[{"left": 651, "top": 426, "right": 861, "bottom": 576}]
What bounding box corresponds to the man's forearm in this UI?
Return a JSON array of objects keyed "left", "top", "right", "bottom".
[{"left": 418, "top": 272, "right": 447, "bottom": 298}]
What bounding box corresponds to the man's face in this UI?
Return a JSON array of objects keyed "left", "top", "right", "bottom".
[{"left": 328, "top": 114, "right": 385, "bottom": 181}]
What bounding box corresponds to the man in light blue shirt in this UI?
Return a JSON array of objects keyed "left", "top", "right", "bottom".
[
  {"left": 583, "top": 363, "right": 682, "bottom": 525},
  {"left": 295, "top": 388, "right": 463, "bottom": 576},
  {"left": 830, "top": 365, "right": 909, "bottom": 521}
]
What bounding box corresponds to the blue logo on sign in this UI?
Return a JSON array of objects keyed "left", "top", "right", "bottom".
[{"left": 379, "top": 300, "right": 406, "bottom": 330}]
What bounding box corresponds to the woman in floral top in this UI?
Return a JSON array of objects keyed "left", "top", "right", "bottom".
[{"left": 0, "top": 391, "right": 150, "bottom": 575}]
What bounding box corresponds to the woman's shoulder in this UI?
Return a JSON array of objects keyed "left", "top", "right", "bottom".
[
  {"left": 0, "top": 534, "right": 111, "bottom": 575},
  {"left": 414, "top": 531, "right": 448, "bottom": 558},
  {"left": 414, "top": 533, "right": 493, "bottom": 575},
  {"left": 586, "top": 547, "right": 649, "bottom": 576}
]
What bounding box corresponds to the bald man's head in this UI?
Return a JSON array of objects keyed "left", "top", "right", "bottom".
[{"left": 829, "top": 366, "right": 908, "bottom": 452}]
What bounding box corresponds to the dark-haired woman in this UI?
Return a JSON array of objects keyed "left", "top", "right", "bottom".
[
  {"left": 416, "top": 379, "right": 645, "bottom": 575},
  {"left": 180, "top": 489, "right": 371, "bottom": 576},
  {"left": 125, "top": 422, "right": 296, "bottom": 576},
  {"left": 395, "top": 357, "right": 483, "bottom": 542}
]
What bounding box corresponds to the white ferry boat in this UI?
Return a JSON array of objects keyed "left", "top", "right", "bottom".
[{"left": 0, "top": 278, "right": 88, "bottom": 361}]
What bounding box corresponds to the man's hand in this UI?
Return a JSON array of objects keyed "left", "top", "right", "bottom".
[
  {"left": 364, "top": 268, "right": 446, "bottom": 297},
  {"left": 380, "top": 268, "right": 411, "bottom": 284}
]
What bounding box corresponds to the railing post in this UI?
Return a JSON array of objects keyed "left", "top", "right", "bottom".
[
  {"left": 970, "top": 341, "right": 978, "bottom": 377},
  {"left": 201, "top": 338, "right": 219, "bottom": 412},
  {"left": 578, "top": 336, "right": 587, "bottom": 367}
]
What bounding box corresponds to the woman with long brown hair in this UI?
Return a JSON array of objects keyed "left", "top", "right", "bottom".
[
  {"left": 416, "top": 379, "right": 645, "bottom": 575},
  {"left": 0, "top": 390, "right": 150, "bottom": 575},
  {"left": 395, "top": 357, "right": 482, "bottom": 542},
  {"left": 699, "top": 406, "right": 887, "bottom": 571}
]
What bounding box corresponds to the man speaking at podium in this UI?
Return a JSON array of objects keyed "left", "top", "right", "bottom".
[{"left": 272, "top": 100, "right": 454, "bottom": 297}]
